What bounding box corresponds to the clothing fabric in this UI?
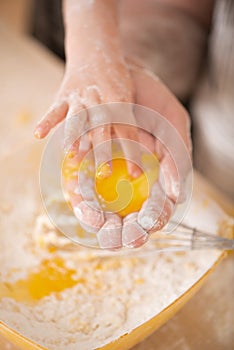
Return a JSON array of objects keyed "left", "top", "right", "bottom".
[
  {"left": 32, "top": 0, "right": 65, "bottom": 60},
  {"left": 191, "top": 0, "right": 234, "bottom": 199}
]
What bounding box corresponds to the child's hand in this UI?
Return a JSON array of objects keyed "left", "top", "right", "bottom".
[{"left": 61, "top": 66, "right": 192, "bottom": 249}]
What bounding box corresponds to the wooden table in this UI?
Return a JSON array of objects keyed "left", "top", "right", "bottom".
[{"left": 0, "top": 24, "right": 233, "bottom": 350}]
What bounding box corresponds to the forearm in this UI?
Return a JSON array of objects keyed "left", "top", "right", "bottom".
[{"left": 63, "top": 0, "right": 122, "bottom": 66}]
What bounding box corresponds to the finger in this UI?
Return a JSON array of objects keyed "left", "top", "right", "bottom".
[
  {"left": 73, "top": 200, "right": 105, "bottom": 234},
  {"left": 155, "top": 134, "right": 188, "bottom": 203},
  {"left": 159, "top": 153, "right": 186, "bottom": 204},
  {"left": 78, "top": 170, "right": 96, "bottom": 202},
  {"left": 97, "top": 213, "right": 122, "bottom": 250},
  {"left": 107, "top": 103, "right": 142, "bottom": 176},
  {"left": 112, "top": 105, "right": 142, "bottom": 178},
  {"left": 62, "top": 134, "right": 93, "bottom": 207},
  {"left": 148, "top": 197, "right": 174, "bottom": 233},
  {"left": 137, "top": 182, "right": 173, "bottom": 232},
  {"left": 122, "top": 212, "right": 148, "bottom": 248},
  {"left": 155, "top": 135, "right": 183, "bottom": 203},
  {"left": 64, "top": 105, "right": 87, "bottom": 154},
  {"left": 62, "top": 168, "right": 84, "bottom": 209},
  {"left": 63, "top": 158, "right": 105, "bottom": 234},
  {"left": 88, "top": 104, "right": 112, "bottom": 179},
  {"left": 69, "top": 193, "right": 83, "bottom": 208},
  {"left": 139, "top": 129, "right": 155, "bottom": 154},
  {"left": 63, "top": 132, "right": 91, "bottom": 160},
  {"left": 91, "top": 127, "right": 112, "bottom": 179},
  {"left": 62, "top": 157, "right": 105, "bottom": 234},
  {"left": 78, "top": 133, "right": 91, "bottom": 157},
  {"left": 34, "top": 100, "right": 69, "bottom": 138},
  {"left": 114, "top": 124, "right": 142, "bottom": 177},
  {"left": 62, "top": 169, "right": 82, "bottom": 210},
  {"left": 154, "top": 138, "right": 165, "bottom": 161},
  {"left": 84, "top": 88, "right": 112, "bottom": 178}
]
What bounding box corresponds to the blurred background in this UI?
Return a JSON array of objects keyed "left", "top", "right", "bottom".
[{"left": 0, "top": 0, "right": 32, "bottom": 34}]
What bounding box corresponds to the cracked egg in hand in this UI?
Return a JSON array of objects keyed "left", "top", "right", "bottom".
[
  {"left": 62, "top": 148, "right": 159, "bottom": 219},
  {"left": 40, "top": 101, "right": 193, "bottom": 249}
]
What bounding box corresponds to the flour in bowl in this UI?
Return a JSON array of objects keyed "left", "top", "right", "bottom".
[{"left": 0, "top": 189, "right": 229, "bottom": 350}]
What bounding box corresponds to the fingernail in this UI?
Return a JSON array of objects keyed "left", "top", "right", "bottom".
[
  {"left": 130, "top": 166, "right": 142, "bottom": 179},
  {"left": 64, "top": 144, "right": 72, "bottom": 155},
  {"left": 96, "top": 162, "right": 112, "bottom": 180},
  {"left": 34, "top": 128, "right": 42, "bottom": 139},
  {"left": 67, "top": 150, "right": 76, "bottom": 159},
  {"left": 137, "top": 213, "right": 155, "bottom": 231},
  {"left": 97, "top": 223, "right": 122, "bottom": 250},
  {"left": 122, "top": 221, "right": 147, "bottom": 247}
]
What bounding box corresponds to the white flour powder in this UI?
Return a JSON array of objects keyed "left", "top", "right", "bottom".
[{"left": 0, "top": 190, "right": 228, "bottom": 350}]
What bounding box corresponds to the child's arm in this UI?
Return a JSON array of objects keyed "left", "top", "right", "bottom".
[{"left": 34, "top": 0, "right": 140, "bottom": 176}]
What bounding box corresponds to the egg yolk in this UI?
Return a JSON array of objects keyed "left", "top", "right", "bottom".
[
  {"left": 62, "top": 153, "right": 159, "bottom": 218},
  {"left": 95, "top": 158, "right": 158, "bottom": 217}
]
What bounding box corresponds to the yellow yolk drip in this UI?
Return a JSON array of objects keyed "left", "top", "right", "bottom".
[
  {"left": 95, "top": 156, "right": 158, "bottom": 217},
  {"left": 0, "top": 257, "right": 81, "bottom": 303}
]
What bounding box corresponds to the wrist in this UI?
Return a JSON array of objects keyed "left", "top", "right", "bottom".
[{"left": 63, "top": 0, "right": 120, "bottom": 60}]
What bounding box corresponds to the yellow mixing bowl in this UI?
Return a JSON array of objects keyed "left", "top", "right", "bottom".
[
  {"left": 0, "top": 255, "right": 227, "bottom": 350},
  {"left": 0, "top": 142, "right": 232, "bottom": 350}
]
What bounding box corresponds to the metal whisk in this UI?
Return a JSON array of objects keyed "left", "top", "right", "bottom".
[
  {"left": 40, "top": 214, "right": 234, "bottom": 256},
  {"left": 92, "top": 220, "right": 234, "bottom": 257},
  {"left": 149, "top": 220, "right": 234, "bottom": 251}
]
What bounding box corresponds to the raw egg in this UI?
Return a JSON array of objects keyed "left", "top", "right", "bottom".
[
  {"left": 62, "top": 152, "right": 159, "bottom": 218},
  {"left": 0, "top": 257, "right": 80, "bottom": 303},
  {"left": 95, "top": 157, "right": 158, "bottom": 217}
]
